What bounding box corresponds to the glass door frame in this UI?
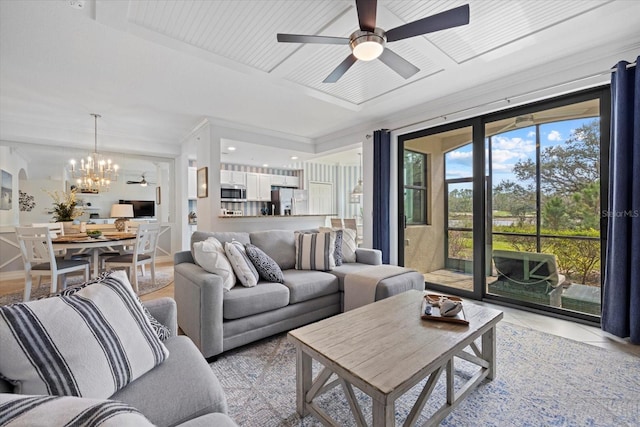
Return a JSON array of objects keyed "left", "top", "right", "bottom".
[
  {"left": 396, "top": 86, "right": 610, "bottom": 323},
  {"left": 397, "top": 117, "right": 484, "bottom": 301}
]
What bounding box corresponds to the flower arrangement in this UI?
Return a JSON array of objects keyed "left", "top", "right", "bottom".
[{"left": 46, "top": 189, "right": 84, "bottom": 222}]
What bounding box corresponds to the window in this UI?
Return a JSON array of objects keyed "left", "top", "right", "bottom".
[{"left": 404, "top": 150, "right": 427, "bottom": 225}]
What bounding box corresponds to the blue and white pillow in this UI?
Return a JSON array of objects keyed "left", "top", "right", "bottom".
[
  {"left": 294, "top": 231, "right": 336, "bottom": 271},
  {"left": 224, "top": 240, "right": 259, "bottom": 287},
  {"left": 0, "top": 394, "right": 155, "bottom": 426},
  {"left": 245, "top": 243, "right": 285, "bottom": 283},
  {"left": 0, "top": 270, "right": 169, "bottom": 398}
]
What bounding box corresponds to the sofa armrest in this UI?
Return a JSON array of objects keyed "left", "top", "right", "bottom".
[
  {"left": 355, "top": 248, "right": 382, "bottom": 265},
  {"left": 174, "top": 262, "right": 226, "bottom": 359},
  {"left": 175, "top": 250, "right": 195, "bottom": 265},
  {"left": 143, "top": 297, "right": 178, "bottom": 337}
]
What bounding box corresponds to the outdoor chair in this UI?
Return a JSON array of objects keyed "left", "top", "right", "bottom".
[
  {"left": 15, "top": 226, "right": 90, "bottom": 301},
  {"left": 104, "top": 223, "right": 160, "bottom": 293},
  {"left": 489, "top": 250, "right": 568, "bottom": 307}
]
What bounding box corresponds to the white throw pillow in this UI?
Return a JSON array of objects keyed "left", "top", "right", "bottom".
[
  {"left": 341, "top": 228, "right": 357, "bottom": 263},
  {"left": 0, "top": 270, "right": 169, "bottom": 399},
  {"left": 224, "top": 240, "right": 259, "bottom": 287},
  {"left": 294, "top": 231, "right": 336, "bottom": 271},
  {"left": 0, "top": 393, "right": 155, "bottom": 427},
  {"left": 193, "top": 236, "right": 236, "bottom": 291}
]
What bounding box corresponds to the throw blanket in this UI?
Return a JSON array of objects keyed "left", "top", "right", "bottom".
[{"left": 344, "top": 265, "right": 413, "bottom": 311}]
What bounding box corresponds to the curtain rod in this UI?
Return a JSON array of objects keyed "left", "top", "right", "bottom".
[{"left": 389, "top": 60, "right": 636, "bottom": 133}]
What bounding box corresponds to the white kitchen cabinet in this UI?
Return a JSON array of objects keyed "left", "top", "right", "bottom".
[
  {"left": 246, "top": 172, "right": 273, "bottom": 201},
  {"left": 270, "top": 174, "right": 299, "bottom": 188},
  {"left": 258, "top": 174, "right": 272, "bottom": 200},
  {"left": 188, "top": 167, "right": 197, "bottom": 200},
  {"left": 220, "top": 170, "right": 246, "bottom": 186}
]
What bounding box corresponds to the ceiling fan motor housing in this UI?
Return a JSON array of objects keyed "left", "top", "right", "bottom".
[{"left": 350, "top": 28, "right": 386, "bottom": 61}]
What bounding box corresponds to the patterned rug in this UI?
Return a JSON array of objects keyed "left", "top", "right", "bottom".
[
  {"left": 210, "top": 322, "right": 640, "bottom": 426},
  {"left": 0, "top": 270, "right": 173, "bottom": 306}
]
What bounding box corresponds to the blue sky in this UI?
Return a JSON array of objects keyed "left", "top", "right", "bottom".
[{"left": 444, "top": 118, "right": 595, "bottom": 185}]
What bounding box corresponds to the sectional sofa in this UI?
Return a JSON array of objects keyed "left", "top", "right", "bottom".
[{"left": 174, "top": 229, "right": 425, "bottom": 359}]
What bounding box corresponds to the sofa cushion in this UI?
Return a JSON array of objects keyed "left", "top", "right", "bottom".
[
  {"left": 110, "top": 336, "right": 229, "bottom": 426},
  {"left": 0, "top": 271, "right": 169, "bottom": 399},
  {"left": 249, "top": 230, "right": 296, "bottom": 270},
  {"left": 0, "top": 393, "right": 155, "bottom": 426},
  {"left": 282, "top": 269, "right": 339, "bottom": 304},
  {"left": 223, "top": 283, "right": 290, "bottom": 320},
  {"left": 294, "top": 231, "right": 336, "bottom": 271},
  {"left": 192, "top": 237, "right": 236, "bottom": 291},
  {"left": 224, "top": 241, "right": 259, "bottom": 287},
  {"left": 245, "top": 243, "right": 285, "bottom": 283}
]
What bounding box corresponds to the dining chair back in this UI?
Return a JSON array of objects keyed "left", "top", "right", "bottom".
[
  {"left": 32, "top": 222, "right": 67, "bottom": 257},
  {"left": 104, "top": 223, "right": 160, "bottom": 293},
  {"left": 330, "top": 218, "right": 343, "bottom": 228},
  {"left": 15, "top": 226, "right": 90, "bottom": 301}
]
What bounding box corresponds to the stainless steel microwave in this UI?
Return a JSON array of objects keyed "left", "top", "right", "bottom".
[{"left": 220, "top": 184, "right": 246, "bottom": 202}]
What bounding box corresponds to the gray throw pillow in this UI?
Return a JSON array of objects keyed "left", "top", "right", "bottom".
[{"left": 245, "top": 243, "right": 285, "bottom": 283}]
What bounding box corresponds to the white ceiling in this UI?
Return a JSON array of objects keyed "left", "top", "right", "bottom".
[{"left": 1, "top": 0, "right": 639, "bottom": 172}]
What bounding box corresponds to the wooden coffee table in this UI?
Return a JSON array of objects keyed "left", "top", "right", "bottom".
[{"left": 288, "top": 290, "right": 503, "bottom": 426}]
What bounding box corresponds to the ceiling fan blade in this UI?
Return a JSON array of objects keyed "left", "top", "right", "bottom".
[
  {"left": 378, "top": 48, "right": 419, "bottom": 79},
  {"left": 277, "top": 33, "right": 349, "bottom": 45},
  {"left": 323, "top": 54, "right": 358, "bottom": 83},
  {"left": 126, "top": 181, "right": 142, "bottom": 184},
  {"left": 355, "top": 0, "right": 377, "bottom": 32},
  {"left": 385, "top": 4, "right": 470, "bottom": 42}
]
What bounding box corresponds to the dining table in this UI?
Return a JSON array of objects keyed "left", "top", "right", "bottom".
[{"left": 52, "top": 232, "right": 137, "bottom": 277}]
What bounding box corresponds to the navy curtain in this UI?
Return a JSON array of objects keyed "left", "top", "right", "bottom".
[
  {"left": 372, "top": 129, "right": 390, "bottom": 264},
  {"left": 602, "top": 57, "right": 640, "bottom": 344}
]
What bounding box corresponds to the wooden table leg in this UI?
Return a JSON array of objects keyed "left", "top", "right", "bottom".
[
  {"left": 296, "top": 346, "right": 312, "bottom": 417},
  {"left": 482, "top": 325, "right": 496, "bottom": 380},
  {"left": 372, "top": 397, "right": 394, "bottom": 427}
]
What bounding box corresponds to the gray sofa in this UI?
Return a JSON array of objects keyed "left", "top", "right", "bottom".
[
  {"left": 174, "top": 230, "right": 424, "bottom": 360},
  {"left": 0, "top": 297, "right": 237, "bottom": 427}
]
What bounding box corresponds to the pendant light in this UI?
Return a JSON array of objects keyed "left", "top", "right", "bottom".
[{"left": 69, "top": 114, "right": 119, "bottom": 192}]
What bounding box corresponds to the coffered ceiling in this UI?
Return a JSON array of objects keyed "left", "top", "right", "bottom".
[{"left": 1, "top": 0, "right": 638, "bottom": 167}]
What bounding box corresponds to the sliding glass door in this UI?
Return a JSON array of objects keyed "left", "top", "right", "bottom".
[
  {"left": 485, "top": 98, "right": 604, "bottom": 317},
  {"left": 397, "top": 88, "right": 609, "bottom": 321},
  {"left": 399, "top": 124, "right": 479, "bottom": 297}
]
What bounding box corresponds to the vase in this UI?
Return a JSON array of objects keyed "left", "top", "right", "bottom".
[{"left": 60, "top": 221, "right": 79, "bottom": 235}]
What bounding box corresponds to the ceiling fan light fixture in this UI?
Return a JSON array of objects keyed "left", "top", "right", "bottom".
[{"left": 350, "top": 29, "right": 385, "bottom": 61}]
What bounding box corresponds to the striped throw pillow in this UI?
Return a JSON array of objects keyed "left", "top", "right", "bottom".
[
  {"left": 0, "top": 271, "right": 169, "bottom": 399},
  {"left": 224, "top": 240, "right": 259, "bottom": 287},
  {"left": 0, "top": 394, "right": 154, "bottom": 426},
  {"left": 294, "top": 231, "right": 336, "bottom": 271}
]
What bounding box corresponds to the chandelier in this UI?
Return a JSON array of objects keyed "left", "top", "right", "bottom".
[{"left": 69, "top": 113, "right": 118, "bottom": 192}]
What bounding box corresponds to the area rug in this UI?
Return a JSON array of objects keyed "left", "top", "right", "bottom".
[
  {"left": 210, "top": 322, "right": 639, "bottom": 426},
  {"left": 0, "top": 270, "right": 173, "bottom": 306}
]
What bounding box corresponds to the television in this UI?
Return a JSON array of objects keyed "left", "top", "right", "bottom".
[{"left": 119, "top": 200, "right": 155, "bottom": 218}]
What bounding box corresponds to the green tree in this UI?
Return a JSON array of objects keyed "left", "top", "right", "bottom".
[
  {"left": 512, "top": 120, "right": 600, "bottom": 196},
  {"left": 493, "top": 181, "right": 535, "bottom": 226},
  {"left": 542, "top": 196, "right": 570, "bottom": 230}
]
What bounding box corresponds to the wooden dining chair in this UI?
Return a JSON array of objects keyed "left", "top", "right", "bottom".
[
  {"left": 15, "top": 226, "right": 90, "bottom": 301},
  {"left": 104, "top": 223, "right": 160, "bottom": 293},
  {"left": 330, "top": 218, "right": 343, "bottom": 228}
]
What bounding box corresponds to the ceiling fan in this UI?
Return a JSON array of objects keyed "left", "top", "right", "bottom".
[
  {"left": 277, "top": 0, "right": 470, "bottom": 83},
  {"left": 126, "top": 173, "right": 154, "bottom": 187}
]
